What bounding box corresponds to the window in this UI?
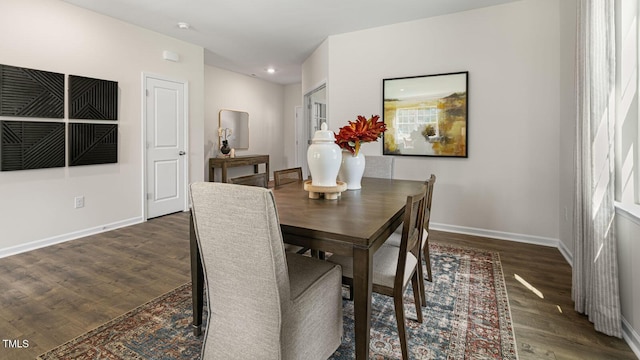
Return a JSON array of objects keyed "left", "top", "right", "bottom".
[{"left": 615, "top": 0, "right": 640, "bottom": 216}]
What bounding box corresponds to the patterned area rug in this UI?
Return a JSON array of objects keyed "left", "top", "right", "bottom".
[{"left": 38, "top": 243, "right": 517, "bottom": 360}]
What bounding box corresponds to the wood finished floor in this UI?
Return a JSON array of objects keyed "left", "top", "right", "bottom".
[{"left": 0, "top": 211, "right": 635, "bottom": 359}]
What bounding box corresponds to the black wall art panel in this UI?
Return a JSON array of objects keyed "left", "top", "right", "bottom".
[
  {"left": 69, "top": 123, "right": 118, "bottom": 166},
  {"left": 0, "top": 121, "right": 65, "bottom": 171},
  {"left": 69, "top": 75, "right": 118, "bottom": 120},
  {"left": 0, "top": 64, "right": 64, "bottom": 118}
]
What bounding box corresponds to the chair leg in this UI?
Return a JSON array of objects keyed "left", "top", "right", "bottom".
[
  {"left": 423, "top": 239, "right": 433, "bottom": 282},
  {"left": 411, "top": 272, "right": 424, "bottom": 323},
  {"left": 393, "top": 293, "right": 409, "bottom": 360},
  {"left": 311, "top": 249, "right": 326, "bottom": 260},
  {"left": 416, "top": 251, "right": 427, "bottom": 307}
]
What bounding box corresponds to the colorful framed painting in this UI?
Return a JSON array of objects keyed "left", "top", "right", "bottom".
[{"left": 382, "top": 71, "right": 468, "bottom": 157}]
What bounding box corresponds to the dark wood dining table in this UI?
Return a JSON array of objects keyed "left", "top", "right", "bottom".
[{"left": 190, "top": 177, "right": 426, "bottom": 359}]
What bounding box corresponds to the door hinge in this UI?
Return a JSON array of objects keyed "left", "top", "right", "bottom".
[
  {"left": 146, "top": 89, "right": 150, "bottom": 96},
  {"left": 147, "top": 193, "right": 152, "bottom": 200}
]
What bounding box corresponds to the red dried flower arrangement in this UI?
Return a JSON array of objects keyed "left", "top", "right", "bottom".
[{"left": 334, "top": 115, "right": 386, "bottom": 156}]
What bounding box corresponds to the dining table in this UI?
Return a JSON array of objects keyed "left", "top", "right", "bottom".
[{"left": 190, "top": 177, "right": 426, "bottom": 359}]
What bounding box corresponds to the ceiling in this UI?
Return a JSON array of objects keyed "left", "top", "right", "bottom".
[{"left": 61, "top": 0, "right": 518, "bottom": 85}]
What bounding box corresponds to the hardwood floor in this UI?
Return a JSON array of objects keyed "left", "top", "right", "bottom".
[{"left": 0, "top": 211, "right": 636, "bottom": 359}]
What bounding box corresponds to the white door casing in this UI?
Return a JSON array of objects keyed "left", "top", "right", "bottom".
[
  {"left": 299, "top": 84, "right": 326, "bottom": 179},
  {"left": 144, "top": 75, "right": 188, "bottom": 219}
]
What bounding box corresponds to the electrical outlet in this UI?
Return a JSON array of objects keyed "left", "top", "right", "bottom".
[{"left": 74, "top": 196, "right": 84, "bottom": 209}]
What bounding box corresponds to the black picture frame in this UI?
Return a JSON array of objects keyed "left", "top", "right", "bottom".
[{"left": 382, "top": 71, "right": 468, "bottom": 157}]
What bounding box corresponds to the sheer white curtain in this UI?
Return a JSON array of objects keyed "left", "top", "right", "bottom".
[{"left": 572, "top": 0, "right": 621, "bottom": 338}]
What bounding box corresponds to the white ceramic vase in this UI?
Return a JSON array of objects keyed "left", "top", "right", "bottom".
[
  {"left": 307, "top": 123, "right": 342, "bottom": 187},
  {"left": 338, "top": 150, "right": 365, "bottom": 190}
]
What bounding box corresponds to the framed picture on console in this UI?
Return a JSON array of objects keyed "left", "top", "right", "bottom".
[{"left": 382, "top": 71, "right": 468, "bottom": 157}]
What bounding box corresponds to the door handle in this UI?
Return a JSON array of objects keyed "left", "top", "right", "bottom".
[{"left": 179, "top": 151, "right": 186, "bottom": 156}]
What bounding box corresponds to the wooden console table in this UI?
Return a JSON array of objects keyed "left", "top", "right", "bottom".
[{"left": 208, "top": 155, "right": 269, "bottom": 183}]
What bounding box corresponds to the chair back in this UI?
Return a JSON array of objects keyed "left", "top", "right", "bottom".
[
  {"left": 189, "top": 182, "right": 289, "bottom": 359},
  {"left": 228, "top": 173, "right": 268, "bottom": 188},
  {"left": 395, "top": 186, "right": 427, "bottom": 288},
  {"left": 363, "top": 156, "right": 394, "bottom": 179},
  {"left": 273, "top": 167, "right": 303, "bottom": 187},
  {"left": 424, "top": 174, "right": 436, "bottom": 229}
]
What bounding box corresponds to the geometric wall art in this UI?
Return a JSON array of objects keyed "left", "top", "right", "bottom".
[
  {"left": 0, "top": 64, "right": 65, "bottom": 118},
  {"left": 68, "top": 75, "right": 118, "bottom": 120},
  {"left": 69, "top": 123, "right": 118, "bottom": 166},
  {"left": 0, "top": 120, "right": 66, "bottom": 171}
]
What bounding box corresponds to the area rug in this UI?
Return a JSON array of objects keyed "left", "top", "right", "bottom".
[{"left": 38, "top": 243, "right": 517, "bottom": 360}]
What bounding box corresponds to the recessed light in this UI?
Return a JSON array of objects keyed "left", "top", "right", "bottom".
[
  {"left": 267, "top": 68, "right": 276, "bottom": 74},
  {"left": 177, "top": 22, "right": 190, "bottom": 30}
]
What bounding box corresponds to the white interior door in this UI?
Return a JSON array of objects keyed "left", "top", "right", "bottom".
[{"left": 145, "top": 75, "right": 187, "bottom": 219}]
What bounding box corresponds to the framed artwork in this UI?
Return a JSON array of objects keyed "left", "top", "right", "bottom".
[{"left": 383, "top": 71, "right": 468, "bottom": 157}]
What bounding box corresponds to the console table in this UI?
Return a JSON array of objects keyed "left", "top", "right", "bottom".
[{"left": 208, "top": 155, "right": 269, "bottom": 183}]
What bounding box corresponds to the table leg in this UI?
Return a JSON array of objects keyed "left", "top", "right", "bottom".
[
  {"left": 190, "top": 211, "right": 204, "bottom": 336},
  {"left": 221, "top": 165, "right": 228, "bottom": 183},
  {"left": 353, "top": 246, "right": 373, "bottom": 359}
]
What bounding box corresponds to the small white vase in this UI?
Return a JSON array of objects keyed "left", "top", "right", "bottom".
[
  {"left": 338, "top": 150, "right": 365, "bottom": 190},
  {"left": 307, "top": 123, "right": 342, "bottom": 187}
]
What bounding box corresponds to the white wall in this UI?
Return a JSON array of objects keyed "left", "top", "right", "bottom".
[
  {"left": 617, "top": 212, "right": 640, "bottom": 355},
  {"left": 0, "top": 0, "right": 205, "bottom": 255},
  {"left": 305, "top": 0, "right": 562, "bottom": 245},
  {"left": 301, "top": 39, "right": 329, "bottom": 95},
  {"left": 204, "top": 66, "right": 287, "bottom": 180}
]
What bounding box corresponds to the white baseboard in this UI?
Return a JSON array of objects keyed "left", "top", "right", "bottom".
[
  {"left": 557, "top": 239, "right": 573, "bottom": 267},
  {"left": 430, "top": 222, "right": 560, "bottom": 248},
  {"left": 0, "top": 216, "right": 144, "bottom": 259},
  {"left": 623, "top": 318, "right": 640, "bottom": 359}
]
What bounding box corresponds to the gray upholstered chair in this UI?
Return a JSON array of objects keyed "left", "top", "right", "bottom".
[
  {"left": 327, "top": 186, "right": 426, "bottom": 360},
  {"left": 273, "top": 167, "right": 303, "bottom": 187},
  {"left": 228, "top": 173, "right": 268, "bottom": 188},
  {"left": 189, "top": 182, "right": 343, "bottom": 360},
  {"left": 386, "top": 174, "right": 436, "bottom": 306},
  {"left": 363, "top": 155, "right": 394, "bottom": 179},
  {"left": 227, "top": 176, "right": 309, "bottom": 255}
]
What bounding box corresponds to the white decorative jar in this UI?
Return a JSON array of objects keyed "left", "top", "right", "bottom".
[
  {"left": 338, "top": 150, "right": 366, "bottom": 190},
  {"left": 307, "top": 122, "right": 342, "bottom": 187}
]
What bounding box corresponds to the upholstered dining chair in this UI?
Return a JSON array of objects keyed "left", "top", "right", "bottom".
[
  {"left": 386, "top": 174, "right": 436, "bottom": 306},
  {"left": 228, "top": 173, "right": 268, "bottom": 188},
  {"left": 189, "top": 182, "right": 343, "bottom": 360},
  {"left": 362, "top": 155, "right": 394, "bottom": 179},
  {"left": 273, "top": 167, "right": 303, "bottom": 187},
  {"left": 227, "top": 173, "right": 307, "bottom": 255},
  {"left": 327, "top": 186, "right": 427, "bottom": 360}
]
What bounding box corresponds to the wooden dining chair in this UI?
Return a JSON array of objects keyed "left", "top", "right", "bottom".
[
  {"left": 363, "top": 155, "right": 394, "bottom": 179},
  {"left": 386, "top": 174, "right": 436, "bottom": 306},
  {"left": 327, "top": 186, "right": 427, "bottom": 360},
  {"left": 273, "top": 167, "right": 303, "bottom": 187},
  {"left": 228, "top": 173, "right": 268, "bottom": 188},
  {"left": 189, "top": 182, "right": 343, "bottom": 359}
]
